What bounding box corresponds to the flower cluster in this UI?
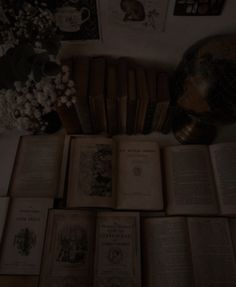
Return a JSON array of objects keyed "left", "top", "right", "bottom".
[
  {"left": 0, "top": 65, "right": 76, "bottom": 133},
  {"left": 0, "top": 1, "right": 59, "bottom": 56}
]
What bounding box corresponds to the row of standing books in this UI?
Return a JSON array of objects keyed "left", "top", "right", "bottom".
[
  {"left": 57, "top": 57, "right": 171, "bottom": 135},
  {"left": 1, "top": 202, "right": 236, "bottom": 287}
]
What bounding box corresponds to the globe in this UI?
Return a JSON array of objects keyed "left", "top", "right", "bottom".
[{"left": 172, "top": 34, "right": 236, "bottom": 125}]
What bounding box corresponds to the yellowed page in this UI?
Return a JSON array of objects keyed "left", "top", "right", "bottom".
[
  {"left": 143, "top": 217, "right": 194, "bottom": 287},
  {"left": 39, "top": 210, "right": 95, "bottom": 287},
  {"left": 210, "top": 142, "right": 236, "bottom": 215},
  {"left": 0, "top": 276, "right": 38, "bottom": 287},
  {"left": 188, "top": 217, "right": 236, "bottom": 287},
  {"left": 10, "top": 135, "right": 64, "bottom": 197},
  {"left": 164, "top": 145, "right": 218, "bottom": 215},
  {"left": 0, "top": 198, "right": 53, "bottom": 274},
  {"left": 94, "top": 212, "right": 141, "bottom": 287},
  {"left": 0, "top": 197, "right": 9, "bottom": 244},
  {"left": 116, "top": 138, "right": 163, "bottom": 210},
  {"left": 67, "top": 136, "right": 115, "bottom": 208}
]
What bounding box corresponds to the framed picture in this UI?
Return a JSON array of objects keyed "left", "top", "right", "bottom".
[
  {"left": 174, "top": 0, "right": 226, "bottom": 16},
  {"left": 7, "top": 0, "right": 102, "bottom": 41}
]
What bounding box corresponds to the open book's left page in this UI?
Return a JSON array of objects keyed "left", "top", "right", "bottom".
[
  {"left": 39, "top": 210, "right": 96, "bottom": 287},
  {"left": 0, "top": 132, "right": 21, "bottom": 196},
  {"left": 0, "top": 198, "right": 53, "bottom": 275},
  {"left": 142, "top": 217, "right": 194, "bottom": 287},
  {"left": 0, "top": 197, "right": 9, "bottom": 244},
  {"left": 67, "top": 137, "right": 115, "bottom": 208},
  {"left": 164, "top": 145, "right": 219, "bottom": 215},
  {"left": 10, "top": 135, "right": 65, "bottom": 198},
  {"left": 0, "top": 276, "right": 38, "bottom": 287},
  {"left": 210, "top": 142, "right": 236, "bottom": 215}
]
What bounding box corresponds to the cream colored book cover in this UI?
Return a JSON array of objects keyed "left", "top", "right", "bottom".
[{"left": 0, "top": 198, "right": 53, "bottom": 275}]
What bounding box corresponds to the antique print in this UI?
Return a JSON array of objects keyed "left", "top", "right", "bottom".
[
  {"left": 56, "top": 225, "right": 88, "bottom": 265},
  {"left": 46, "top": 0, "right": 101, "bottom": 41},
  {"left": 14, "top": 228, "right": 37, "bottom": 256},
  {"left": 107, "top": 0, "right": 170, "bottom": 32},
  {"left": 94, "top": 213, "right": 141, "bottom": 287},
  {"left": 79, "top": 144, "right": 112, "bottom": 197}
]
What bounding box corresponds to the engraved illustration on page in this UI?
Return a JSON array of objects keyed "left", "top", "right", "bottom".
[
  {"left": 56, "top": 225, "right": 88, "bottom": 264},
  {"left": 79, "top": 144, "right": 112, "bottom": 197},
  {"left": 14, "top": 228, "right": 37, "bottom": 256},
  {"left": 132, "top": 166, "right": 142, "bottom": 177}
]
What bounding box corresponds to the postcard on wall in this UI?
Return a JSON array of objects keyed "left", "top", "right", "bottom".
[
  {"left": 106, "top": 0, "right": 170, "bottom": 32},
  {"left": 45, "top": 0, "right": 101, "bottom": 41}
]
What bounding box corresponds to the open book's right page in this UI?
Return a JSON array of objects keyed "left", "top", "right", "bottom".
[
  {"left": 209, "top": 142, "right": 236, "bottom": 215},
  {"left": 188, "top": 217, "right": 236, "bottom": 287},
  {"left": 116, "top": 138, "right": 163, "bottom": 210},
  {"left": 164, "top": 145, "right": 218, "bottom": 215}
]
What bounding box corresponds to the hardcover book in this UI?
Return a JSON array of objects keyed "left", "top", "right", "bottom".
[
  {"left": 9, "top": 135, "right": 65, "bottom": 198},
  {"left": 67, "top": 136, "right": 163, "bottom": 210},
  {"left": 117, "top": 58, "right": 128, "bottom": 134},
  {"left": 164, "top": 142, "right": 236, "bottom": 215},
  {"left": 106, "top": 60, "right": 118, "bottom": 135},
  {"left": 127, "top": 68, "right": 137, "bottom": 135},
  {"left": 135, "top": 67, "right": 149, "bottom": 134},
  {"left": 152, "top": 73, "right": 171, "bottom": 133},
  {"left": 0, "top": 198, "right": 53, "bottom": 275},
  {"left": 0, "top": 197, "right": 9, "bottom": 245},
  {"left": 73, "top": 57, "right": 93, "bottom": 134},
  {"left": 143, "top": 216, "right": 236, "bottom": 287},
  {"left": 39, "top": 210, "right": 140, "bottom": 287},
  {"left": 89, "top": 57, "right": 107, "bottom": 133}
]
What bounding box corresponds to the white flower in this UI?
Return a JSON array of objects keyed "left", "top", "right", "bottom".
[
  {"left": 62, "top": 65, "right": 69, "bottom": 73},
  {"left": 34, "top": 109, "right": 41, "bottom": 119},
  {"left": 68, "top": 80, "right": 74, "bottom": 88},
  {"left": 14, "top": 81, "right": 22, "bottom": 91},
  {"left": 60, "top": 96, "right": 67, "bottom": 103}
]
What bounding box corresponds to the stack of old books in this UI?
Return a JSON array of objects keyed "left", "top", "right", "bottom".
[{"left": 57, "top": 57, "right": 172, "bottom": 136}]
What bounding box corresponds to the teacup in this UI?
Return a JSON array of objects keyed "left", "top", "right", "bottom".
[{"left": 55, "top": 6, "right": 90, "bottom": 32}]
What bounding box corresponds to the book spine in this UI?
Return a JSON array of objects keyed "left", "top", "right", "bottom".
[
  {"left": 56, "top": 105, "right": 82, "bottom": 134},
  {"left": 106, "top": 63, "right": 118, "bottom": 135},
  {"left": 143, "top": 100, "right": 158, "bottom": 134},
  {"left": 117, "top": 59, "right": 128, "bottom": 134},
  {"left": 73, "top": 57, "right": 93, "bottom": 134},
  {"left": 127, "top": 68, "right": 137, "bottom": 135},
  {"left": 89, "top": 57, "right": 107, "bottom": 134}
]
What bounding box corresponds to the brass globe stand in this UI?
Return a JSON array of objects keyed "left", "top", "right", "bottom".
[{"left": 172, "top": 110, "right": 216, "bottom": 145}]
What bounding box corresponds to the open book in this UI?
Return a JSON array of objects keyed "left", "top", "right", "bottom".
[
  {"left": 39, "top": 210, "right": 141, "bottom": 287},
  {"left": 67, "top": 136, "right": 163, "bottom": 210},
  {"left": 0, "top": 198, "right": 53, "bottom": 275},
  {"left": 143, "top": 216, "right": 236, "bottom": 287},
  {"left": 9, "top": 134, "right": 65, "bottom": 198},
  {"left": 0, "top": 197, "right": 9, "bottom": 245},
  {"left": 164, "top": 143, "right": 236, "bottom": 215}
]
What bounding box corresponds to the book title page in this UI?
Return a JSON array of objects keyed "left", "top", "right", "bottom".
[
  {"left": 94, "top": 212, "right": 141, "bottom": 287},
  {"left": 0, "top": 198, "right": 53, "bottom": 275},
  {"left": 39, "top": 210, "right": 95, "bottom": 287},
  {"left": 116, "top": 140, "right": 163, "bottom": 210}
]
